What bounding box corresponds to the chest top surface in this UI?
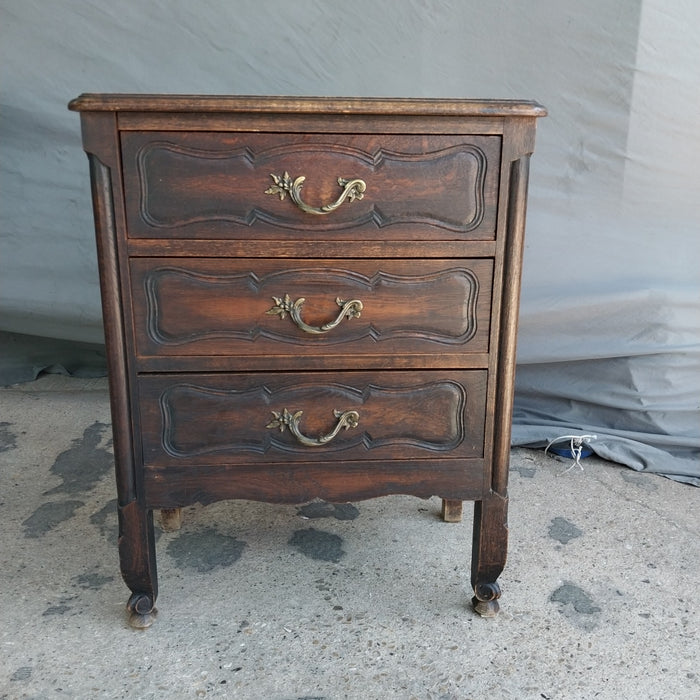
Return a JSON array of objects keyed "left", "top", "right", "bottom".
[{"left": 69, "top": 93, "right": 546, "bottom": 116}]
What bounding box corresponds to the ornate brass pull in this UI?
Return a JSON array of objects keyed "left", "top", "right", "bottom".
[
  {"left": 266, "top": 294, "right": 363, "bottom": 335},
  {"left": 265, "top": 171, "right": 366, "bottom": 215},
  {"left": 267, "top": 408, "right": 360, "bottom": 447}
]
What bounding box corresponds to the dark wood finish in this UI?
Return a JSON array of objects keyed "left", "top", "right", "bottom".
[
  {"left": 121, "top": 132, "right": 500, "bottom": 240},
  {"left": 69, "top": 94, "right": 547, "bottom": 117},
  {"left": 138, "top": 370, "right": 487, "bottom": 466},
  {"left": 132, "top": 351, "right": 491, "bottom": 374},
  {"left": 129, "top": 258, "right": 493, "bottom": 362},
  {"left": 118, "top": 113, "right": 509, "bottom": 135},
  {"left": 70, "top": 94, "right": 544, "bottom": 626},
  {"left": 471, "top": 493, "right": 509, "bottom": 617},
  {"left": 125, "top": 238, "right": 498, "bottom": 259},
  {"left": 144, "top": 459, "right": 486, "bottom": 510}
]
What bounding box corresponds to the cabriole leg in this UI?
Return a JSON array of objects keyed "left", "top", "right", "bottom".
[
  {"left": 118, "top": 501, "right": 158, "bottom": 628},
  {"left": 470, "top": 492, "right": 508, "bottom": 617}
]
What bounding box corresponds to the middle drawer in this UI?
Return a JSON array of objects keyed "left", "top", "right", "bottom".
[{"left": 130, "top": 258, "right": 493, "bottom": 364}]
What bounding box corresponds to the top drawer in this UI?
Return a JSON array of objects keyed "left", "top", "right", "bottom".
[{"left": 121, "top": 132, "right": 501, "bottom": 240}]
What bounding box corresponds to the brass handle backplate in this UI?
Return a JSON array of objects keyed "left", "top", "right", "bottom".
[
  {"left": 265, "top": 171, "right": 366, "bottom": 215},
  {"left": 266, "top": 294, "right": 363, "bottom": 335},
  {"left": 267, "top": 408, "right": 360, "bottom": 447}
]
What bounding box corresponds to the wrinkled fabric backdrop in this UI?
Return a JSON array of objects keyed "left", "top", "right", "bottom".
[{"left": 1, "top": 0, "right": 698, "bottom": 483}]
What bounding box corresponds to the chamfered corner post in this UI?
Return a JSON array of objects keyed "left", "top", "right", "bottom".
[
  {"left": 76, "top": 107, "right": 160, "bottom": 628},
  {"left": 470, "top": 118, "right": 537, "bottom": 617}
]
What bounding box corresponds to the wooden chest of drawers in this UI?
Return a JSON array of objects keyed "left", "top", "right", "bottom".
[{"left": 69, "top": 95, "right": 545, "bottom": 627}]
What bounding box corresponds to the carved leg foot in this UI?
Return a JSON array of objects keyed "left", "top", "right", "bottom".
[
  {"left": 159, "top": 507, "right": 183, "bottom": 532},
  {"left": 127, "top": 592, "right": 157, "bottom": 629},
  {"left": 471, "top": 493, "right": 508, "bottom": 618},
  {"left": 118, "top": 501, "right": 158, "bottom": 628},
  {"left": 472, "top": 581, "right": 501, "bottom": 618},
  {"left": 441, "top": 498, "right": 463, "bottom": 522}
]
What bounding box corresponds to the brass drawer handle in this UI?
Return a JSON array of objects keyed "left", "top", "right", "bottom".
[
  {"left": 265, "top": 171, "right": 366, "bottom": 215},
  {"left": 266, "top": 294, "right": 363, "bottom": 335},
  {"left": 267, "top": 408, "right": 360, "bottom": 447}
]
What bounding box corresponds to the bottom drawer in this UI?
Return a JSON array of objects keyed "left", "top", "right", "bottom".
[
  {"left": 138, "top": 371, "right": 489, "bottom": 506},
  {"left": 139, "top": 370, "right": 486, "bottom": 466}
]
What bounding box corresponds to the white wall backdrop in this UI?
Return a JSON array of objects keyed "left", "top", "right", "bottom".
[{"left": 1, "top": 0, "right": 698, "bottom": 481}]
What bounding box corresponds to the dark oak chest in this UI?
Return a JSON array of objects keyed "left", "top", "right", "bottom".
[{"left": 70, "top": 95, "right": 545, "bottom": 627}]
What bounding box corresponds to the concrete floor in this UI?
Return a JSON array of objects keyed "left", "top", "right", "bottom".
[{"left": 0, "top": 375, "right": 698, "bottom": 700}]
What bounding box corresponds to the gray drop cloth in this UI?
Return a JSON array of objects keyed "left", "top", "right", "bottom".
[
  {"left": 512, "top": 358, "right": 700, "bottom": 486},
  {"left": 511, "top": 284, "right": 700, "bottom": 485}
]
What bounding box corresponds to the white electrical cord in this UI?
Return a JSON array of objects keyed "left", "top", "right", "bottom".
[{"left": 545, "top": 434, "right": 597, "bottom": 475}]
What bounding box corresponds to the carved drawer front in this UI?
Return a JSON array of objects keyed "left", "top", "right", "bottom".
[
  {"left": 130, "top": 258, "right": 493, "bottom": 361},
  {"left": 121, "top": 132, "right": 501, "bottom": 240},
  {"left": 138, "top": 370, "right": 487, "bottom": 467}
]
